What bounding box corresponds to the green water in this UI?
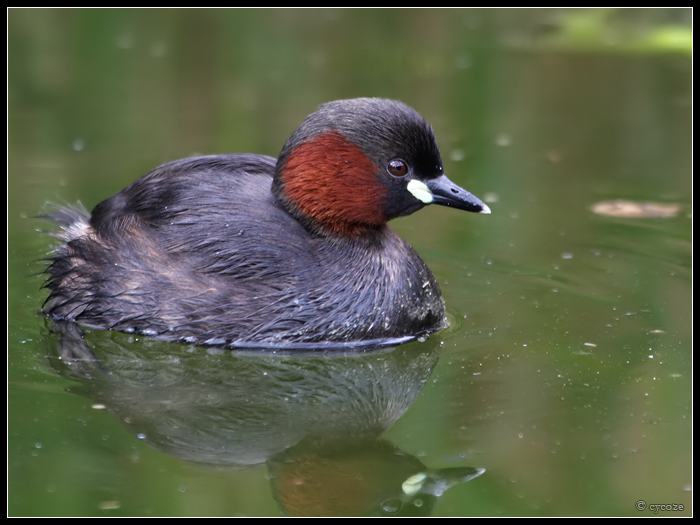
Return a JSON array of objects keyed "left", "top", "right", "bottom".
[{"left": 9, "top": 8, "right": 691, "bottom": 517}]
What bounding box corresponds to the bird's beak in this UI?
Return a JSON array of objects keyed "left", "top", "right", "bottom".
[{"left": 408, "top": 175, "right": 491, "bottom": 214}]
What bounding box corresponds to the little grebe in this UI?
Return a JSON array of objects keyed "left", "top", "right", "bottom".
[{"left": 43, "top": 98, "right": 490, "bottom": 348}]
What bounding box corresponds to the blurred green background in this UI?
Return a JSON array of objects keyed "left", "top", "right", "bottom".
[{"left": 8, "top": 8, "right": 691, "bottom": 517}]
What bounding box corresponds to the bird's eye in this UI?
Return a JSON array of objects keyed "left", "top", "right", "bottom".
[{"left": 387, "top": 159, "right": 408, "bottom": 177}]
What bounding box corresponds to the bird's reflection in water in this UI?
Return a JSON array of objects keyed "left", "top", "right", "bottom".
[{"left": 46, "top": 320, "right": 484, "bottom": 516}]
